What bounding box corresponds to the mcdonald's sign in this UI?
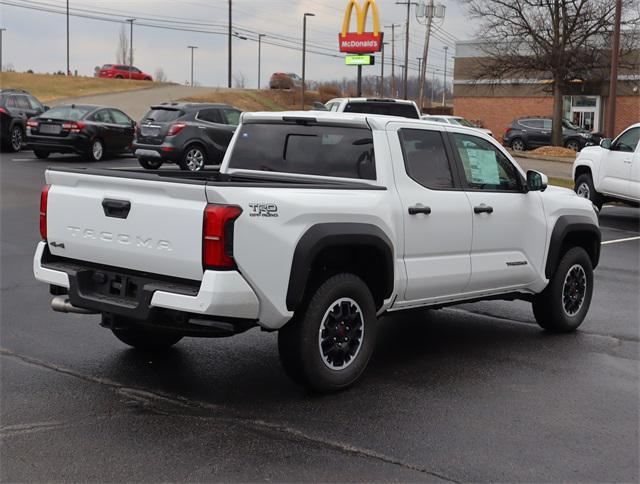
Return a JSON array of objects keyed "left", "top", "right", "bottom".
[{"left": 339, "top": 0, "right": 383, "bottom": 54}]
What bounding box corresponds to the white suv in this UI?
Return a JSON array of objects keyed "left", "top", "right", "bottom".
[{"left": 573, "top": 123, "right": 640, "bottom": 208}]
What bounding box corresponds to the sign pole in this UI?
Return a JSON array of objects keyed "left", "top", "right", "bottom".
[{"left": 357, "top": 65, "right": 363, "bottom": 97}]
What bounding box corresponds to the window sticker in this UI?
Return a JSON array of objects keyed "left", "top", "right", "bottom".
[{"left": 465, "top": 148, "right": 500, "bottom": 185}]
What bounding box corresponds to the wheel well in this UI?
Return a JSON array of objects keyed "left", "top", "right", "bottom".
[
  {"left": 558, "top": 231, "right": 600, "bottom": 271},
  {"left": 183, "top": 141, "right": 207, "bottom": 158},
  {"left": 574, "top": 165, "right": 592, "bottom": 181},
  {"left": 305, "top": 244, "right": 392, "bottom": 309}
]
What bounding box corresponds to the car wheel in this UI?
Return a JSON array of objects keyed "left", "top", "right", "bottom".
[
  {"left": 34, "top": 150, "right": 50, "bottom": 159},
  {"left": 278, "top": 273, "right": 377, "bottom": 392},
  {"left": 112, "top": 327, "right": 183, "bottom": 351},
  {"left": 138, "top": 158, "right": 163, "bottom": 170},
  {"left": 532, "top": 247, "right": 593, "bottom": 333},
  {"left": 565, "top": 139, "right": 581, "bottom": 152},
  {"left": 87, "top": 139, "right": 105, "bottom": 161},
  {"left": 180, "top": 145, "right": 206, "bottom": 172},
  {"left": 9, "top": 125, "right": 23, "bottom": 152},
  {"left": 510, "top": 138, "right": 526, "bottom": 152},
  {"left": 115, "top": 75, "right": 124, "bottom": 79},
  {"left": 575, "top": 173, "right": 603, "bottom": 210}
]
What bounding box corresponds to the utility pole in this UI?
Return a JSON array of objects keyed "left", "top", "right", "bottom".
[
  {"left": 66, "top": 0, "right": 70, "bottom": 75},
  {"left": 442, "top": 46, "right": 448, "bottom": 106},
  {"left": 0, "top": 29, "right": 5, "bottom": 73},
  {"left": 187, "top": 46, "right": 197, "bottom": 87},
  {"left": 418, "top": 0, "right": 434, "bottom": 112},
  {"left": 431, "top": 71, "right": 436, "bottom": 105},
  {"left": 380, "top": 42, "right": 388, "bottom": 97},
  {"left": 385, "top": 24, "right": 400, "bottom": 97},
  {"left": 228, "top": 0, "right": 232, "bottom": 88},
  {"left": 606, "top": 0, "right": 622, "bottom": 138},
  {"left": 258, "top": 34, "right": 265, "bottom": 89},
  {"left": 395, "top": 1, "right": 415, "bottom": 99},
  {"left": 301, "top": 12, "right": 315, "bottom": 110},
  {"left": 126, "top": 19, "right": 135, "bottom": 80}
]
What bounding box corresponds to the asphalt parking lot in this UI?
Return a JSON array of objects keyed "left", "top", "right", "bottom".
[{"left": 2, "top": 150, "right": 639, "bottom": 482}]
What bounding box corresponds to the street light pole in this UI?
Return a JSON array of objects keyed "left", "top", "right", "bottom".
[
  {"left": 228, "top": 0, "right": 232, "bottom": 88},
  {"left": 301, "top": 12, "right": 315, "bottom": 110},
  {"left": 188, "top": 46, "right": 198, "bottom": 87},
  {"left": 258, "top": 34, "right": 265, "bottom": 89},
  {"left": 0, "top": 29, "right": 5, "bottom": 73},
  {"left": 126, "top": 19, "right": 135, "bottom": 80},
  {"left": 442, "top": 46, "right": 448, "bottom": 106},
  {"left": 606, "top": 0, "right": 622, "bottom": 137},
  {"left": 66, "top": 0, "right": 69, "bottom": 75}
]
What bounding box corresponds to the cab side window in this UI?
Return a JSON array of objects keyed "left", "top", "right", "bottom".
[
  {"left": 91, "top": 110, "right": 113, "bottom": 124},
  {"left": 612, "top": 127, "right": 640, "bottom": 153},
  {"left": 452, "top": 133, "right": 522, "bottom": 191},
  {"left": 110, "top": 109, "right": 132, "bottom": 126},
  {"left": 399, "top": 128, "right": 454, "bottom": 189},
  {"left": 197, "top": 109, "right": 222, "bottom": 123}
]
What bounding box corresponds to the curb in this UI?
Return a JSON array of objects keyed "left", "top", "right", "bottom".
[{"left": 508, "top": 150, "right": 575, "bottom": 164}]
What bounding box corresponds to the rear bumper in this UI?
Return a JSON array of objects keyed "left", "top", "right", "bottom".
[
  {"left": 133, "top": 142, "right": 182, "bottom": 163},
  {"left": 27, "top": 132, "right": 88, "bottom": 154},
  {"left": 33, "top": 241, "right": 260, "bottom": 323}
]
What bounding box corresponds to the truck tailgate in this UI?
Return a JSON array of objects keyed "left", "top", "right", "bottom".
[{"left": 45, "top": 170, "right": 208, "bottom": 281}]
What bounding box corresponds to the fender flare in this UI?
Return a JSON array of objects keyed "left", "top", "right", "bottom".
[
  {"left": 286, "top": 223, "right": 394, "bottom": 311},
  {"left": 545, "top": 215, "right": 601, "bottom": 278}
]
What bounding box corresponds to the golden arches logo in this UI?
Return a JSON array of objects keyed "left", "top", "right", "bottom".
[{"left": 341, "top": 0, "right": 381, "bottom": 38}]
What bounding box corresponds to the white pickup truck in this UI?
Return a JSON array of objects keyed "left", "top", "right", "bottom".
[
  {"left": 34, "top": 111, "right": 601, "bottom": 392},
  {"left": 573, "top": 123, "right": 640, "bottom": 208}
]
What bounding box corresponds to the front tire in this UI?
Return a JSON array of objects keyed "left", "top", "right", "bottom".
[
  {"left": 112, "top": 327, "right": 183, "bottom": 351},
  {"left": 34, "top": 150, "right": 50, "bottom": 159},
  {"left": 565, "top": 139, "right": 581, "bottom": 152},
  {"left": 575, "top": 173, "right": 603, "bottom": 210},
  {"left": 278, "top": 273, "right": 377, "bottom": 392},
  {"left": 532, "top": 247, "right": 594, "bottom": 333},
  {"left": 138, "top": 158, "right": 163, "bottom": 170}
]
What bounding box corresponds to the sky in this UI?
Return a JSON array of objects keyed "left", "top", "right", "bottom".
[{"left": 1, "top": 0, "right": 474, "bottom": 88}]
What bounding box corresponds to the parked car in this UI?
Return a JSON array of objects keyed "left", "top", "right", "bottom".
[
  {"left": 573, "top": 123, "right": 640, "bottom": 209},
  {"left": 133, "top": 102, "right": 242, "bottom": 171},
  {"left": 0, "top": 89, "right": 48, "bottom": 152},
  {"left": 97, "top": 64, "right": 153, "bottom": 81},
  {"left": 35, "top": 111, "right": 601, "bottom": 392},
  {"left": 422, "top": 114, "right": 493, "bottom": 137},
  {"left": 269, "top": 72, "right": 303, "bottom": 90},
  {"left": 325, "top": 98, "right": 421, "bottom": 119},
  {"left": 26, "top": 104, "right": 135, "bottom": 161},
  {"left": 503, "top": 117, "right": 601, "bottom": 152}
]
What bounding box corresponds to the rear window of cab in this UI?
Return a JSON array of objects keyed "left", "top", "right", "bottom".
[{"left": 228, "top": 123, "right": 376, "bottom": 180}]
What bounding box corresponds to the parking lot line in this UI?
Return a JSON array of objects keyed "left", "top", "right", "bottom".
[{"left": 602, "top": 236, "right": 640, "bottom": 246}]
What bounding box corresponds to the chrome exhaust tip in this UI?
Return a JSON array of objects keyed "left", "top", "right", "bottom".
[{"left": 51, "top": 296, "right": 98, "bottom": 315}]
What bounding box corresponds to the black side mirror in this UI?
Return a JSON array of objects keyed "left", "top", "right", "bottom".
[
  {"left": 600, "top": 138, "right": 612, "bottom": 150},
  {"left": 527, "top": 170, "right": 548, "bottom": 192}
]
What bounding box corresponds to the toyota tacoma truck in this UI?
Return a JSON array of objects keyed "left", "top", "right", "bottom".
[
  {"left": 573, "top": 123, "right": 640, "bottom": 209},
  {"left": 34, "top": 111, "right": 601, "bottom": 392}
]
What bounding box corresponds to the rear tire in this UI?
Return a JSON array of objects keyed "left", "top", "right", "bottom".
[
  {"left": 532, "top": 247, "right": 593, "bottom": 333},
  {"left": 138, "top": 158, "right": 163, "bottom": 170},
  {"left": 34, "top": 150, "right": 50, "bottom": 159},
  {"left": 87, "top": 138, "right": 104, "bottom": 161},
  {"left": 575, "top": 173, "right": 603, "bottom": 210},
  {"left": 112, "top": 327, "right": 183, "bottom": 351},
  {"left": 510, "top": 137, "right": 526, "bottom": 152},
  {"left": 278, "top": 273, "right": 377, "bottom": 392},
  {"left": 9, "top": 125, "right": 23, "bottom": 152}
]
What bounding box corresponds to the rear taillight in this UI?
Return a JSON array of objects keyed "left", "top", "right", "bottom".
[
  {"left": 40, "top": 185, "right": 50, "bottom": 240},
  {"left": 0, "top": 107, "right": 7, "bottom": 115},
  {"left": 27, "top": 119, "right": 39, "bottom": 128},
  {"left": 168, "top": 123, "right": 187, "bottom": 136},
  {"left": 203, "top": 205, "right": 242, "bottom": 270},
  {"left": 62, "top": 121, "right": 86, "bottom": 133},
  {"left": 504, "top": 127, "right": 512, "bottom": 136}
]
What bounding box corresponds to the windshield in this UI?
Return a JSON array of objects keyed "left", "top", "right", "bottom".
[
  {"left": 40, "top": 105, "right": 93, "bottom": 121},
  {"left": 563, "top": 119, "right": 582, "bottom": 130},
  {"left": 143, "top": 109, "right": 184, "bottom": 123},
  {"left": 450, "top": 117, "right": 475, "bottom": 128}
]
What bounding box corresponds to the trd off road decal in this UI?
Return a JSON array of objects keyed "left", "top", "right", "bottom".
[{"left": 249, "top": 203, "right": 279, "bottom": 218}]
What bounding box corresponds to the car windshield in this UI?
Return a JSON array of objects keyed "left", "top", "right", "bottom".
[
  {"left": 563, "top": 119, "right": 582, "bottom": 130},
  {"left": 101, "top": 64, "right": 112, "bottom": 69},
  {"left": 450, "top": 117, "right": 475, "bottom": 128},
  {"left": 143, "top": 109, "right": 184, "bottom": 123},
  {"left": 40, "top": 106, "right": 93, "bottom": 121}
]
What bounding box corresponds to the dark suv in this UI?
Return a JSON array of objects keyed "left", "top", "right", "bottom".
[
  {"left": 503, "top": 117, "right": 601, "bottom": 152},
  {"left": 133, "top": 103, "right": 241, "bottom": 171},
  {"left": 0, "top": 89, "right": 48, "bottom": 152}
]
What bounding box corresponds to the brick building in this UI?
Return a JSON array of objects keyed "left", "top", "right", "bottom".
[{"left": 452, "top": 40, "right": 640, "bottom": 140}]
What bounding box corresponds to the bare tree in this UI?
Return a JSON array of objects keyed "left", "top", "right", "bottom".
[
  {"left": 116, "top": 25, "right": 129, "bottom": 65},
  {"left": 233, "top": 71, "right": 247, "bottom": 89},
  {"left": 154, "top": 67, "right": 168, "bottom": 83},
  {"left": 461, "top": 0, "right": 639, "bottom": 145}
]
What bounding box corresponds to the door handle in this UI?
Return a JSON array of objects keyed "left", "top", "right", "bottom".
[
  {"left": 102, "top": 199, "right": 131, "bottom": 219},
  {"left": 408, "top": 205, "right": 432, "bottom": 215},
  {"left": 474, "top": 204, "right": 494, "bottom": 214}
]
